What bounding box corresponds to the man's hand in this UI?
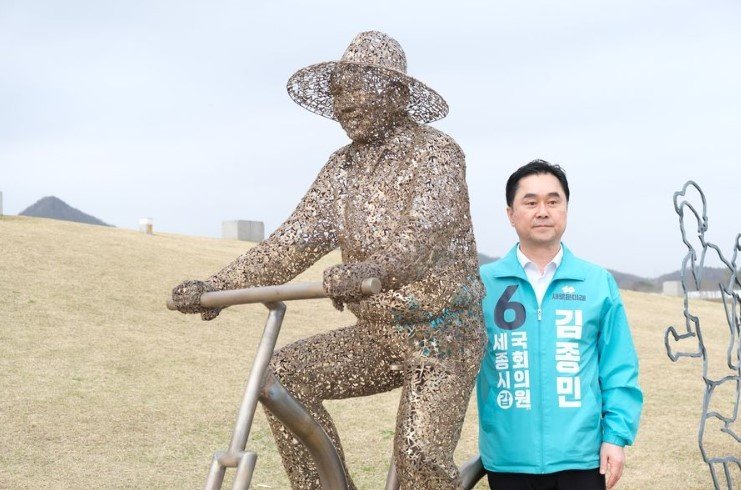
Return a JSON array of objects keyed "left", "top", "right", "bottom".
[
  {"left": 323, "top": 262, "right": 382, "bottom": 310},
  {"left": 600, "top": 442, "right": 625, "bottom": 488},
  {"left": 171, "top": 280, "right": 222, "bottom": 321}
]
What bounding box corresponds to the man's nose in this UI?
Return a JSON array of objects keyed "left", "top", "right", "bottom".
[
  {"left": 535, "top": 202, "right": 549, "bottom": 217},
  {"left": 335, "top": 96, "right": 360, "bottom": 113}
]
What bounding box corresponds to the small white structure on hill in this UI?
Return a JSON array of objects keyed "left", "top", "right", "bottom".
[
  {"left": 139, "top": 218, "right": 153, "bottom": 235},
  {"left": 222, "top": 220, "right": 264, "bottom": 242},
  {"left": 662, "top": 280, "right": 682, "bottom": 296},
  {"left": 663, "top": 279, "right": 741, "bottom": 300}
]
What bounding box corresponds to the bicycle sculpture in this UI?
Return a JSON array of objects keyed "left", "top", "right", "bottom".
[
  {"left": 170, "top": 31, "right": 486, "bottom": 489},
  {"left": 664, "top": 181, "right": 741, "bottom": 489}
]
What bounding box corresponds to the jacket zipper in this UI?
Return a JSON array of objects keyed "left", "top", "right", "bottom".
[
  {"left": 537, "top": 297, "right": 544, "bottom": 472},
  {"left": 516, "top": 278, "right": 546, "bottom": 472},
  {"left": 521, "top": 278, "right": 545, "bottom": 474},
  {"left": 518, "top": 278, "right": 556, "bottom": 473},
  {"left": 537, "top": 278, "right": 562, "bottom": 473}
]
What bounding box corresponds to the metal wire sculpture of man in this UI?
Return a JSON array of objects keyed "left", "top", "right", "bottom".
[
  {"left": 664, "top": 181, "right": 741, "bottom": 489},
  {"left": 171, "top": 31, "right": 486, "bottom": 489}
]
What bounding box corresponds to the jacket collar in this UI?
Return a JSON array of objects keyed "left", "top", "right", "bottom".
[{"left": 489, "top": 243, "right": 587, "bottom": 282}]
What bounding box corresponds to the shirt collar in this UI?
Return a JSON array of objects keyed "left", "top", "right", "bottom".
[{"left": 516, "top": 245, "right": 563, "bottom": 272}]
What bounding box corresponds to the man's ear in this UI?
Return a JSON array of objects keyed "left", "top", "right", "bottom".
[{"left": 506, "top": 206, "right": 514, "bottom": 226}]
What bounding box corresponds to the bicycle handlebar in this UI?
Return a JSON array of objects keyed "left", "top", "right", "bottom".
[{"left": 166, "top": 277, "right": 381, "bottom": 311}]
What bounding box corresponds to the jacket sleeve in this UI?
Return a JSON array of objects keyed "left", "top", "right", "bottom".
[{"left": 598, "top": 274, "right": 643, "bottom": 446}]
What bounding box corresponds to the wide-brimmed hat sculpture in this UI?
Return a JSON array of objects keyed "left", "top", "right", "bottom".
[{"left": 287, "top": 31, "right": 449, "bottom": 123}]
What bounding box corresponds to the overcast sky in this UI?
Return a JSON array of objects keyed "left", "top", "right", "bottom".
[{"left": 2, "top": 0, "right": 739, "bottom": 277}]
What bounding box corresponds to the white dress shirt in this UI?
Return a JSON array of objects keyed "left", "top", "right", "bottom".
[{"left": 516, "top": 245, "right": 563, "bottom": 307}]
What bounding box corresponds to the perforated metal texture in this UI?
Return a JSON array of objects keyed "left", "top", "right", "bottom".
[
  {"left": 172, "top": 31, "right": 485, "bottom": 489},
  {"left": 664, "top": 181, "right": 741, "bottom": 490}
]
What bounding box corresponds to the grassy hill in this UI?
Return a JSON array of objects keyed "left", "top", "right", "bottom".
[{"left": 1, "top": 216, "right": 738, "bottom": 489}]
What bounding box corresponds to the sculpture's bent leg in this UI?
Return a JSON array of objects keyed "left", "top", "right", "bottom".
[
  {"left": 392, "top": 355, "right": 479, "bottom": 489},
  {"left": 260, "top": 372, "right": 348, "bottom": 490},
  {"left": 263, "top": 322, "right": 405, "bottom": 490},
  {"left": 386, "top": 446, "right": 485, "bottom": 490},
  {"left": 392, "top": 311, "right": 486, "bottom": 490}
]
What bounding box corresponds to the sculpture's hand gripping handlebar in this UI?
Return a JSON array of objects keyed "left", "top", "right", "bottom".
[{"left": 166, "top": 277, "right": 381, "bottom": 310}]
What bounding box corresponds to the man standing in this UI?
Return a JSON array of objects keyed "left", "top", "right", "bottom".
[{"left": 477, "top": 160, "right": 642, "bottom": 489}]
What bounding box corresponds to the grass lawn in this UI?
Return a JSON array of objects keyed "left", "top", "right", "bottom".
[{"left": 1, "top": 215, "right": 738, "bottom": 489}]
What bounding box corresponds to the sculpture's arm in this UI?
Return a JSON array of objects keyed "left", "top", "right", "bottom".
[
  {"left": 172, "top": 158, "right": 340, "bottom": 319},
  {"left": 206, "top": 160, "right": 340, "bottom": 291}
]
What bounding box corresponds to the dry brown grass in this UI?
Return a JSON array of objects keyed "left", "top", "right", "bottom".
[{"left": 1, "top": 215, "right": 738, "bottom": 489}]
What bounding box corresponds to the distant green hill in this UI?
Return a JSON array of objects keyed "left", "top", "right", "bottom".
[
  {"left": 656, "top": 267, "right": 738, "bottom": 291},
  {"left": 477, "top": 253, "right": 499, "bottom": 265},
  {"left": 20, "top": 196, "right": 111, "bottom": 227},
  {"left": 478, "top": 252, "right": 736, "bottom": 292}
]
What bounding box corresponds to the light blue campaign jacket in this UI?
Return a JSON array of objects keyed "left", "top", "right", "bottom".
[{"left": 477, "top": 244, "right": 642, "bottom": 473}]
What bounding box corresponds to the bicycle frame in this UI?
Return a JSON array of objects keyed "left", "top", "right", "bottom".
[{"left": 167, "top": 279, "right": 484, "bottom": 489}]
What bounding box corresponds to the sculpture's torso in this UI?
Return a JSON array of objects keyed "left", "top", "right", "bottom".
[
  {"left": 335, "top": 131, "right": 417, "bottom": 260},
  {"left": 326, "top": 124, "right": 484, "bottom": 325}
]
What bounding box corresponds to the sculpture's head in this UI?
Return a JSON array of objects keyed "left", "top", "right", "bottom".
[
  {"left": 287, "top": 31, "right": 449, "bottom": 142},
  {"left": 329, "top": 64, "right": 410, "bottom": 143},
  {"left": 673, "top": 181, "right": 708, "bottom": 255}
]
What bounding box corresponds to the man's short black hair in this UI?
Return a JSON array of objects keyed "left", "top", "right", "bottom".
[{"left": 505, "top": 159, "right": 570, "bottom": 207}]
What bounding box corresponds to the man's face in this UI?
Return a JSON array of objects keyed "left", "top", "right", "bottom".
[
  {"left": 330, "top": 65, "right": 406, "bottom": 143},
  {"left": 507, "top": 173, "right": 568, "bottom": 249}
]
